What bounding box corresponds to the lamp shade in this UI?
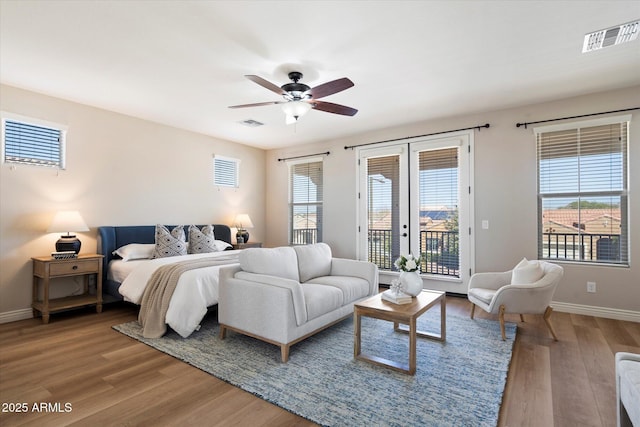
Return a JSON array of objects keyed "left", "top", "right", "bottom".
[
  {"left": 234, "top": 213, "right": 254, "bottom": 243},
  {"left": 47, "top": 210, "right": 89, "bottom": 254},
  {"left": 47, "top": 210, "right": 89, "bottom": 233},
  {"left": 281, "top": 101, "right": 311, "bottom": 123},
  {"left": 234, "top": 214, "right": 254, "bottom": 229}
]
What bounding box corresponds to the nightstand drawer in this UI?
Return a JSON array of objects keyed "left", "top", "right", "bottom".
[{"left": 49, "top": 259, "right": 100, "bottom": 276}]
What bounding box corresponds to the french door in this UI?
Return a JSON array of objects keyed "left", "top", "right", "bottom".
[{"left": 357, "top": 131, "right": 474, "bottom": 294}]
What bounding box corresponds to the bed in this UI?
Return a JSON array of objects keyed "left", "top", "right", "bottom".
[{"left": 97, "top": 224, "right": 239, "bottom": 338}]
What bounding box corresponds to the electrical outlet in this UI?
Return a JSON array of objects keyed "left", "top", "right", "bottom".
[{"left": 587, "top": 281, "right": 596, "bottom": 293}]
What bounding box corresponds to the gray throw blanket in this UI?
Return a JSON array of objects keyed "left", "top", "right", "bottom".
[{"left": 138, "top": 254, "right": 239, "bottom": 338}]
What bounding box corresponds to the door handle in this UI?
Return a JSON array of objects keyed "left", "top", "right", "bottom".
[{"left": 402, "top": 233, "right": 407, "bottom": 237}]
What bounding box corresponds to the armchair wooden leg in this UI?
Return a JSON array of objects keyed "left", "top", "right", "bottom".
[
  {"left": 543, "top": 306, "right": 558, "bottom": 341},
  {"left": 499, "top": 304, "right": 506, "bottom": 340},
  {"left": 520, "top": 314, "right": 525, "bottom": 322},
  {"left": 470, "top": 303, "right": 476, "bottom": 319}
]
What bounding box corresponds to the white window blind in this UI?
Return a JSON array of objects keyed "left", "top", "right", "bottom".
[
  {"left": 536, "top": 117, "right": 628, "bottom": 265},
  {"left": 2, "top": 118, "right": 65, "bottom": 168},
  {"left": 289, "top": 160, "right": 323, "bottom": 245},
  {"left": 213, "top": 155, "right": 239, "bottom": 187},
  {"left": 367, "top": 155, "right": 400, "bottom": 270},
  {"left": 418, "top": 147, "right": 460, "bottom": 276}
]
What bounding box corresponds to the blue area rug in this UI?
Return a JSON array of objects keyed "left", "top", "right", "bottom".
[{"left": 113, "top": 306, "right": 516, "bottom": 427}]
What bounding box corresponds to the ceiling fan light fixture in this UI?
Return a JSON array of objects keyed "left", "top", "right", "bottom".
[{"left": 281, "top": 101, "right": 312, "bottom": 123}]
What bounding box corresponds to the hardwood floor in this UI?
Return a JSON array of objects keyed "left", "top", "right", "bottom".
[{"left": 0, "top": 297, "right": 638, "bottom": 426}]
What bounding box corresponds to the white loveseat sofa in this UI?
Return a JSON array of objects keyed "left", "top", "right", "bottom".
[
  {"left": 616, "top": 352, "right": 640, "bottom": 427},
  {"left": 218, "top": 243, "right": 378, "bottom": 362}
]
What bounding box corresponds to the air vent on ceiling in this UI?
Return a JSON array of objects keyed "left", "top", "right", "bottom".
[
  {"left": 238, "top": 119, "right": 264, "bottom": 128},
  {"left": 583, "top": 20, "right": 639, "bottom": 53}
]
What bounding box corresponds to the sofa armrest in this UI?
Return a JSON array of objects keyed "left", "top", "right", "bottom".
[
  {"left": 219, "top": 264, "right": 242, "bottom": 282},
  {"left": 616, "top": 352, "right": 640, "bottom": 427},
  {"left": 330, "top": 258, "right": 379, "bottom": 296},
  {"left": 219, "top": 269, "right": 307, "bottom": 326},
  {"left": 468, "top": 270, "right": 512, "bottom": 291}
]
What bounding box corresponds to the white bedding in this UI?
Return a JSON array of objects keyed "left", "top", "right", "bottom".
[{"left": 114, "top": 251, "right": 240, "bottom": 338}]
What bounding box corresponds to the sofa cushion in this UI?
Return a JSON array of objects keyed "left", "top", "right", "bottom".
[
  {"left": 301, "top": 283, "right": 343, "bottom": 321},
  {"left": 239, "top": 247, "right": 299, "bottom": 281},
  {"left": 294, "top": 243, "right": 332, "bottom": 283},
  {"left": 468, "top": 287, "right": 496, "bottom": 305},
  {"left": 305, "top": 275, "right": 370, "bottom": 304}
]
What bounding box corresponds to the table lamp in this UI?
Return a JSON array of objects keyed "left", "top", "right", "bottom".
[
  {"left": 47, "top": 210, "right": 89, "bottom": 253},
  {"left": 234, "top": 213, "right": 254, "bottom": 243}
]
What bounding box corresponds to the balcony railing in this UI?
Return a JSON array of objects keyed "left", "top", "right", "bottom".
[
  {"left": 368, "top": 229, "right": 394, "bottom": 270},
  {"left": 291, "top": 228, "right": 318, "bottom": 245},
  {"left": 421, "top": 230, "right": 459, "bottom": 277},
  {"left": 541, "top": 232, "right": 622, "bottom": 262},
  {"left": 368, "top": 229, "right": 459, "bottom": 277}
]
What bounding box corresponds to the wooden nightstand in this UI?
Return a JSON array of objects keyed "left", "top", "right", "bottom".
[
  {"left": 31, "top": 254, "right": 104, "bottom": 323},
  {"left": 232, "top": 242, "right": 263, "bottom": 250}
]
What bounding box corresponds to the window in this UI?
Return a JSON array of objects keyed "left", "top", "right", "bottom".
[
  {"left": 289, "top": 159, "right": 323, "bottom": 245},
  {"left": 213, "top": 155, "right": 239, "bottom": 187},
  {"left": 417, "top": 147, "right": 460, "bottom": 276},
  {"left": 536, "top": 115, "right": 629, "bottom": 265},
  {"left": 357, "top": 131, "right": 474, "bottom": 294},
  {"left": 2, "top": 115, "right": 65, "bottom": 168}
]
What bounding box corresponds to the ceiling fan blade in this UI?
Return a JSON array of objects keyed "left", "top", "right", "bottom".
[
  {"left": 311, "top": 100, "right": 358, "bottom": 116},
  {"left": 308, "top": 78, "right": 354, "bottom": 99},
  {"left": 245, "top": 75, "right": 288, "bottom": 96},
  {"left": 228, "top": 101, "right": 284, "bottom": 109}
]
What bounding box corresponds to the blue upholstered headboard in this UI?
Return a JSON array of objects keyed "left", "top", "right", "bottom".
[{"left": 97, "top": 224, "right": 232, "bottom": 300}]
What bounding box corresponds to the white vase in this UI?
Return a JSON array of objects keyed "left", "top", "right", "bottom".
[{"left": 400, "top": 271, "right": 423, "bottom": 296}]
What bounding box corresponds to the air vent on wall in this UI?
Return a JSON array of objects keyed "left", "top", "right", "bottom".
[
  {"left": 238, "top": 119, "right": 264, "bottom": 127},
  {"left": 583, "top": 20, "right": 639, "bottom": 53}
]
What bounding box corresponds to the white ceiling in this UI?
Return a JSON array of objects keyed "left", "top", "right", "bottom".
[{"left": 1, "top": 1, "right": 639, "bottom": 150}]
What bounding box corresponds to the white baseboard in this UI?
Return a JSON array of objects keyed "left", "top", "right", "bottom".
[
  {"left": 0, "top": 308, "right": 33, "bottom": 324},
  {"left": 0, "top": 302, "right": 637, "bottom": 324},
  {"left": 552, "top": 301, "right": 640, "bottom": 323}
]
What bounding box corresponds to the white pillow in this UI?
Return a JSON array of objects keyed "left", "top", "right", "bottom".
[
  {"left": 213, "top": 240, "right": 232, "bottom": 251},
  {"left": 112, "top": 243, "right": 155, "bottom": 262},
  {"left": 513, "top": 257, "right": 529, "bottom": 270},
  {"left": 511, "top": 258, "right": 544, "bottom": 284}
]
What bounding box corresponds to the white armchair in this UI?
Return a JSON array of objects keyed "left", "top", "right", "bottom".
[{"left": 468, "top": 259, "right": 563, "bottom": 340}]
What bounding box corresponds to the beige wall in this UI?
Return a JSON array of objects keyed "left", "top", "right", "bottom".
[
  {"left": 266, "top": 86, "right": 640, "bottom": 313},
  {"left": 2, "top": 84, "right": 638, "bottom": 319},
  {"left": 0, "top": 85, "right": 266, "bottom": 315}
]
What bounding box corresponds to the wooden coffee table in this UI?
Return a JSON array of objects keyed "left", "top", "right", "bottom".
[{"left": 354, "top": 290, "right": 446, "bottom": 375}]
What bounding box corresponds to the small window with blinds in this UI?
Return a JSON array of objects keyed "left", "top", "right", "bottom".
[
  {"left": 536, "top": 116, "right": 629, "bottom": 265},
  {"left": 2, "top": 116, "right": 65, "bottom": 169},
  {"left": 213, "top": 155, "right": 239, "bottom": 188},
  {"left": 289, "top": 159, "right": 323, "bottom": 245}
]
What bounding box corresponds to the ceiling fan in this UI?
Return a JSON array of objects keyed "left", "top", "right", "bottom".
[{"left": 229, "top": 71, "right": 357, "bottom": 124}]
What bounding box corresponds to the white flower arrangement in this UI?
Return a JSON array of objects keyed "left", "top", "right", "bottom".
[{"left": 394, "top": 253, "right": 422, "bottom": 272}]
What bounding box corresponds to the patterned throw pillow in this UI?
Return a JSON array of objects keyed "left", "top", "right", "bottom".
[
  {"left": 152, "top": 225, "right": 187, "bottom": 258},
  {"left": 188, "top": 225, "right": 217, "bottom": 254}
]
